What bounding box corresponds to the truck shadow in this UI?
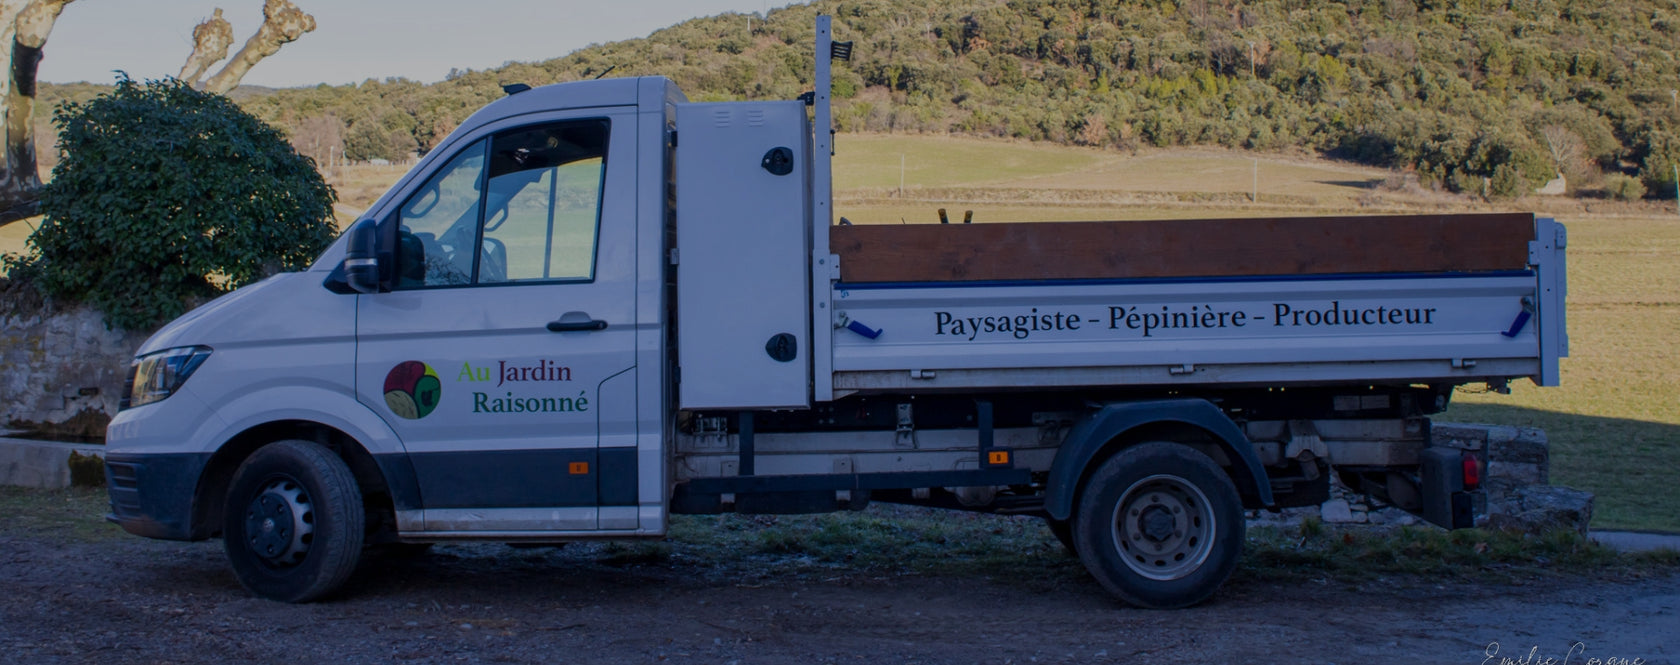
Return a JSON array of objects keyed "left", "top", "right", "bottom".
[
  {"left": 1436, "top": 402, "right": 1680, "bottom": 449},
  {"left": 1436, "top": 402, "right": 1680, "bottom": 530},
  {"left": 340, "top": 525, "right": 1093, "bottom": 605},
  {"left": 1315, "top": 178, "right": 1383, "bottom": 190}
]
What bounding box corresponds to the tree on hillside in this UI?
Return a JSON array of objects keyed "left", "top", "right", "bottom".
[
  {"left": 1540, "top": 125, "right": 1584, "bottom": 183},
  {"left": 290, "top": 111, "right": 344, "bottom": 169},
  {"left": 0, "top": 0, "right": 317, "bottom": 227},
  {"left": 219, "top": 0, "right": 1680, "bottom": 199}
]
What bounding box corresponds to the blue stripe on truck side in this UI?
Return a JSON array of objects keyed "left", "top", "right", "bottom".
[{"left": 836, "top": 269, "right": 1536, "bottom": 291}]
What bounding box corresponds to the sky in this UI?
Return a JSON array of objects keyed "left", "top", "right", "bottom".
[{"left": 40, "top": 1, "right": 801, "bottom": 88}]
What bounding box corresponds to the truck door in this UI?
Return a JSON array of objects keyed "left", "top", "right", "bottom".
[{"left": 355, "top": 109, "right": 639, "bottom": 534}]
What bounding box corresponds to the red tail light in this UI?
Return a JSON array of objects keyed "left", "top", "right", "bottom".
[{"left": 1462, "top": 455, "right": 1483, "bottom": 491}]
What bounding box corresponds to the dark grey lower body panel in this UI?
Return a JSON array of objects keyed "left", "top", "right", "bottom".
[
  {"left": 105, "top": 452, "right": 213, "bottom": 541},
  {"left": 383, "top": 447, "right": 638, "bottom": 510}
]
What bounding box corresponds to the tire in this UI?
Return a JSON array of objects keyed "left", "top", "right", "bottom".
[
  {"left": 1071, "top": 441, "right": 1244, "bottom": 609},
  {"left": 222, "top": 440, "right": 366, "bottom": 603},
  {"left": 1045, "top": 518, "right": 1078, "bottom": 557}
]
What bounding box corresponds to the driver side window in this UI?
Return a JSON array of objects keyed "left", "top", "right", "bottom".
[
  {"left": 394, "top": 119, "right": 609, "bottom": 290},
  {"left": 396, "top": 140, "right": 487, "bottom": 288}
]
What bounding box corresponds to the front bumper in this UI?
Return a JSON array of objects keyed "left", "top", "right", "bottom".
[{"left": 105, "top": 452, "right": 213, "bottom": 541}]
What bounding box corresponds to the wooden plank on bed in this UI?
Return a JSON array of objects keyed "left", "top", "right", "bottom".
[{"left": 829, "top": 213, "right": 1535, "bottom": 283}]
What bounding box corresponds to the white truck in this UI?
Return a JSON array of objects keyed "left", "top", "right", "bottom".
[{"left": 104, "top": 17, "right": 1568, "bottom": 607}]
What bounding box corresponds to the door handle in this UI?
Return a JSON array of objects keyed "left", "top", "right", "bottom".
[{"left": 547, "top": 318, "right": 608, "bottom": 332}]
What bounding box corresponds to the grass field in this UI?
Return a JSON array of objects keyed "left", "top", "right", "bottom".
[
  {"left": 5, "top": 132, "right": 1676, "bottom": 531},
  {"left": 1443, "top": 215, "right": 1680, "bottom": 530},
  {"left": 834, "top": 134, "right": 1462, "bottom": 224}
]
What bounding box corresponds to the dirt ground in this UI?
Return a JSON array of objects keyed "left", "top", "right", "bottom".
[{"left": 3, "top": 523, "right": 1677, "bottom": 665}]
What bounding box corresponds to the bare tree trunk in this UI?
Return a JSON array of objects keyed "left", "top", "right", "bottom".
[
  {"left": 0, "top": 0, "right": 71, "bottom": 227},
  {"left": 178, "top": 8, "right": 234, "bottom": 87},
  {"left": 202, "top": 0, "right": 315, "bottom": 95}
]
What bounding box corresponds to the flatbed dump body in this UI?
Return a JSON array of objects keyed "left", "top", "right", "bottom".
[{"left": 826, "top": 214, "right": 1566, "bottom": 393}]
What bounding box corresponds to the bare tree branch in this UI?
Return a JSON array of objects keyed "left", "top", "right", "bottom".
[
  {"left": 178, "top": 8, "right": 234, "bottom": 87},
  {"left": 202, "top": 0, "right": 315, "bottom": 95},
  {"left": 1540, "top": 124, "right": 1585, "bottom": 178},
  {"left": 12, "top": 0, "right": 67, "bottom": 48}
]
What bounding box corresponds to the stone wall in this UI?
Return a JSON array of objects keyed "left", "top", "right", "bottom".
[
  {"left": 1435, "top": 422, "right": 1593, "bottom": 532},
  {"left": 1432, "top": 422, "right": 1549, "bottom": 495},
  {"left": 1, "top": 299, "right": 148, "bottom": 436}
]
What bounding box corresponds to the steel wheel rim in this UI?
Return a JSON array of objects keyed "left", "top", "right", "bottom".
[
  {"left": 243, "top": 477, "right": 315, "bottom": 568},
  {"left": 1110, "top": 473, "right": 1216, "bottom": 581}
]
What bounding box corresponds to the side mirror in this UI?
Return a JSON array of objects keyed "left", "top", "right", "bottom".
[{"left": 343, "top": 219, "right": 382, "bottom": 294}]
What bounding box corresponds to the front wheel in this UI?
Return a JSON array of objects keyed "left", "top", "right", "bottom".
[
  {"left": 223, "top": 440, "right": 365, "bottom": 603},
  {"left": 1072, "top": 442, "right": 1243, "bottom": 609}
]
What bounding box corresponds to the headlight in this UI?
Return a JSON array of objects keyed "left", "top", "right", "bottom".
[{"left": 121, "top": 346, "right": 213, "bottom": 410}]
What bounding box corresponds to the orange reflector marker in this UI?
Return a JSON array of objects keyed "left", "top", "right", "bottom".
[
  {"left": 569, "top": 462, "right": 590, "bottom": 475},
  {"left": 987, "top": 450, "right": 1010, "bottom": 465}
]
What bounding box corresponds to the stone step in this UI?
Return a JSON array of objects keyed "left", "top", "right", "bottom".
[{"left": 0, "top": 436, "right": 106, "bottom": 489}]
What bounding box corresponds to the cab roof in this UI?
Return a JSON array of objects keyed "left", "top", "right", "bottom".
[{"left": 456, "top": 76, "right": 684, "bottom": 135}]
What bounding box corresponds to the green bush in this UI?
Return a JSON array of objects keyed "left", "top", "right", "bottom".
[
  {"left": 1603, "top": 172, "right": 1647, "bottom": 201},
  {"left": 1638, "top": 131, "right": 1680, "bottom": 199},
  {"left": 11, "top": 77, "right": 336, "bottom": 330},
  {"left": 1488, "top": 163, "right": 1531, "bottom": 199},
  {"left": 1448, "top": 169, "right": 1486, "bottom": 197}
]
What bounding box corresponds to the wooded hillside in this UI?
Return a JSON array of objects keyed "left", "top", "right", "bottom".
[{"left": 47, "top": 0, "right": 1680, "bottom": 198}]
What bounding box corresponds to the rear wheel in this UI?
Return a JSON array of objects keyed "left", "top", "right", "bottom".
[
  {"left": 1072, "top": 441, "right": 1243, "bottom": 609},
  {"left": 223, "top": 440, "right": 365, "bottom": 603}
]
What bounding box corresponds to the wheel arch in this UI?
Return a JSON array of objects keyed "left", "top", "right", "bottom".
[
  {"left": 189, "top": 420, "right": 411, "bottom": 541},
  {"left": 1044, "top": 398, "right": 1274, "bottom": 521}
]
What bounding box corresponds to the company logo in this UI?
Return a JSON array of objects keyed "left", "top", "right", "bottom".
[{"left": 384, "top": 361, "right": 441, "bottom": 420}]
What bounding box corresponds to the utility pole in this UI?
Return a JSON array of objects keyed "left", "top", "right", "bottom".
[
  {"left": 1252, "top": 158, "right": 1258, "bottom": 204},
  {"left": 1247, "top": 41, "right": 1256, "bottom": 78},
  {"left": 899, "top": 154, "right": 905, "bottom": 197}
]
